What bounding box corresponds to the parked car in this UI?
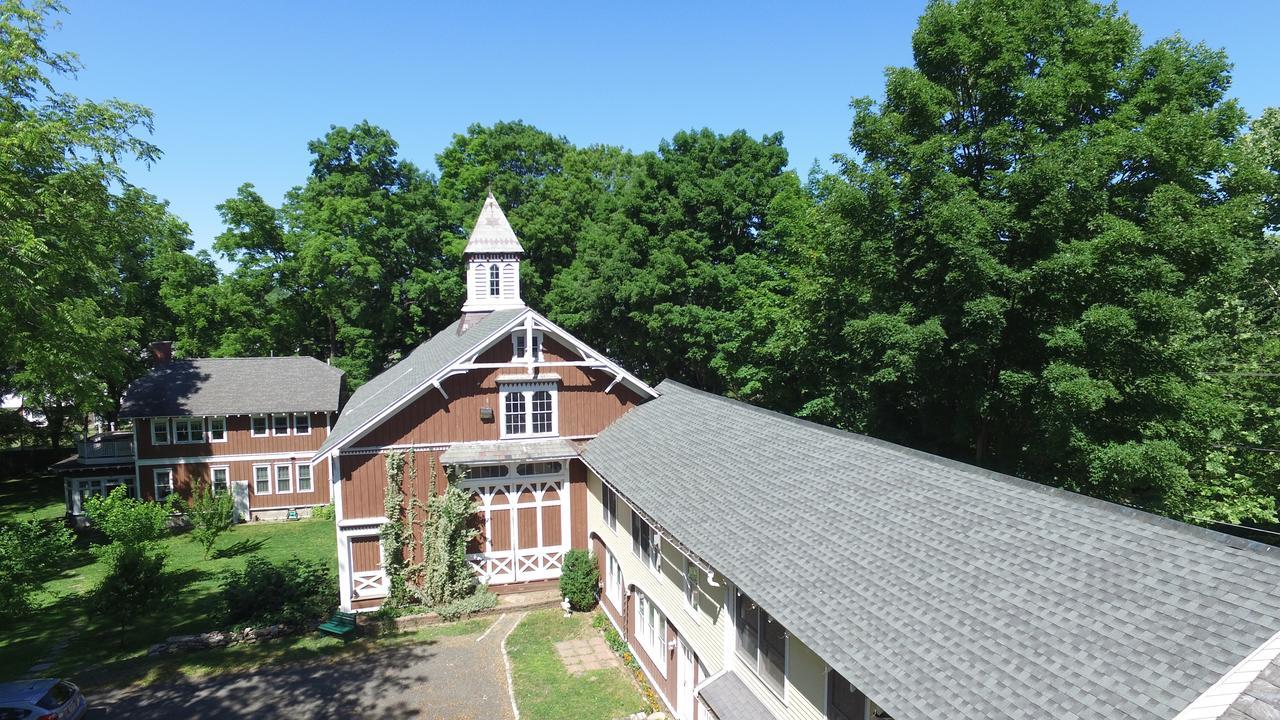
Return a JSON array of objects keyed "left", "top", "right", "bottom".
[{"left": 0, "top": 679, "right": 87, "bottom": 720}]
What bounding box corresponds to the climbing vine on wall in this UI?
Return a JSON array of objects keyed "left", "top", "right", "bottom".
[{"left": 380, "top": 450, "right": 418, "bottom": 607}]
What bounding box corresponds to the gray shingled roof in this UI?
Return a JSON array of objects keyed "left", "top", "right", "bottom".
[
  {"left": 317, "top": 309, "right": 525, "bottom": 455},
  {"left": 120, "top": 357, "right": 343, "bottom": 418},
  {"left": 439, "top": 438, "right": 580, "bottom": 465},
  {"left": 698, "top": 672, "right": 778, "bottom": 720},
  {"left": 582, "top": 380, "right": 1280, "bottom": 720},
  {"left": 1224, "top": 656, "right": 1280, "bottom": 720}
]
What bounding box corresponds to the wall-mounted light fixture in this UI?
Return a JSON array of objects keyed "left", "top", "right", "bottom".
[{"left": 479, "top": 406, "right": 494, "bottom": 422}]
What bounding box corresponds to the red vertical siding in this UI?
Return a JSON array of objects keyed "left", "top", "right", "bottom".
[{"left": 136, "top": 412, "right": 331, "bottom": 459}]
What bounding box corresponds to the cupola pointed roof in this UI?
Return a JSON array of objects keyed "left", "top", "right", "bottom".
[{"left": 463, "top": 193, "right": 524, "bottom": 254}]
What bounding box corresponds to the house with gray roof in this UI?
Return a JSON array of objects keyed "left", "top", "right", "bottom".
[{"left": 53, "top": 350, "right": 346, "bottom": 522}]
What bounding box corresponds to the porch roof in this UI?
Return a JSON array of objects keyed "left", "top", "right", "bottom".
[
  {"left": 583, "top": 380, "right": 1280, "bottom": 720},
  {"left": 439, "top": 438, "right": 581, "bottom": 466},
  {"left": 697, "top": 672, "right": 778, "bottom": 720}
]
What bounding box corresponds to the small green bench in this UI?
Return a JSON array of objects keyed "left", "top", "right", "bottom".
[{"left": 318, "top": 611, "right": 358, "bottom": 639}]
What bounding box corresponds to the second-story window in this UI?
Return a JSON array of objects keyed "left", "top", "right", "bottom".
[
  {"left": 736, "top": 590, "right": 788, "bottom": 698},
  {"left": 293, "top": 413, "right": 311, "bottom": 435},
  {"left": 208, "top": 417, "right": 226, "bottom": 442},
  {"left": 173, "top": 417, "right": 203, "bottom": 444},
  {"left": 151, "top": 418, "right": 170, "bottom": 445},
  {"left": 512, "top": 331, "right": 543, "bottom": 361},
  {"left": 827, "top": 669, "right": 876, "bottom": 720},
  {"left": 601, "top": 483, "right": 617, "bottom": 530},
  {"left": 500, "top": 383, "right": 557, "bottom": 438},
  {"left": 631, "top": 512, "right": 659, "bottom": 571},
  {"left": 251, "top": 415, "right": 268, "bottom": 437},
  {"left": 271, "top": 413, "right": 291, "bottom": 436},
  {"left": 683, "top": 560, "right": 698, "bottom": 616}
]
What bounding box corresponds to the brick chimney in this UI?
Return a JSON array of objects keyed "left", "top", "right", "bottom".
[{"left": 149, "top": 341, "right": 174, "bottom": 365}]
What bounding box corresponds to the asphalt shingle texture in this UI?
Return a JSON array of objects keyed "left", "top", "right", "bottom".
[
  {"left": 698, "top": 672, "right": 779, "bottom": 720},
  {"left": 318, "top": 309, "right": 523, "bottom": 455},
  {"left": 582, "top": 380, "right": 1280, "bottom": 720},
  {"left": 120, "top": 357, "right": 343, "bottom": 418},
  {"left": 1224, "top": 657, "right": 1280, "bottom": 720}
]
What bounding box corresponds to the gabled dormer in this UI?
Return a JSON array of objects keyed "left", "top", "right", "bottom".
[{"left": 461, "top": 193, "right": 524, "bottom": 313}]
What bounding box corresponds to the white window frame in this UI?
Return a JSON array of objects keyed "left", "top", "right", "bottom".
[
  {"left": 512, "top": 330, "right": 545, "bottom": 361},
  {"left": 274, "top": 463, "right": 293, "bottom": 494},
  {"left": 631, "top": 510, "right": 660, "bottom": 573},
  {"left": 211, "top": 466, "right": 229, "bottom": 496},
  {"left": 172, "top": 417, "right": 204, "bottom": 444},
  {"left": 208, "top": 416, "right": 227, "bottom": 443},
  {"left": 150, "top": 418, "right": 171, "bottom": 445},
  {"left": 154, "top": 468, "right": 175, "bottom": 502},
  {"left": 250, "top": 414, "right": 269, "bottom": 437},
  {"left": 498, "top": 382, "right": 557, "bottom": 438},
  {"left": 489, "top": 263, "right": 501, "bottom": 296},
  {"left": 271, "top": 413, "right": 292, "bottom": 436},
  {"left": 253, "top": 464, "right": 271, "bottom": 495},
  {"left": 635, "top": 590, "right": 668, "bottom": 678},
  {"left": 293, "top": 413, "right": 311, "bottom": 435},
  {"left": 735, "top": 590, "right": 788, "bottom": 701},
  {"left": 296, "top": 462, "right": 313, "bottom": 493},
  {"left": 602, "top": 483, "right": 618, "bottom": 531},
  {"left": 683, "top": 559, "right": 699, "bottom": 619},
  {"left": 605, "top": 548, "right": 623, "bottom": 610}
]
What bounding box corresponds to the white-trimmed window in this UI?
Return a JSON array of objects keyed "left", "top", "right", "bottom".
[
  {"left": 296, "top": 463, "right": 312, "bottom": 493},
  {"left": 466, "top": 465, "right": 510, "bottom": 479},
  {"left": 173, "top": 417, "right": 203, "bottom": 444},
  {"left": 154, "top": 468, "right": 174, "bottom": 502},
  {"left": 251, "top": 415, "right": 269, "bottom": 437},
  {"left": 683, "top": 559, "right": 698, "bottom": 617},
  {"left": 500, "top": 383, "right": 557, "bottom": 438},
  {"left": 489, "top": 264, "right": 500, "bottom": 296},
  {"left": 293, "top": 413, "right": 311, "bottom": 435},
  {"left": 605, "top": 548, "right": 623, "bottom": 610},
  {"left": 271, "top": 413, "right": 291, "bottom": 436},
  {"left": 211, "top": 466, "right": 229, "bottom": 496},
  {"left": 631, "top": 511, "right": 659, "bottom": 572},
  {"left": 512, "top": 331, "right": 544, "bottom": 361},
  {"left": 275, "top": 464, "right": 292, "bottom": 493},
  {"left": 151, "top": 418, "right": 170, "bottom": 445},
  {"left": 516, "top": 461, "right": 562, "bottom": 476},
  {"left": 208, "top": 416, "right": 227, "bottom": 442},
  {"left": 635, "top": 590, "right": 668, "bottom": 676},
  {"left": 736, "top": 590, "right": 787, "bottom": 698},
  {"left": 826, "top": 669, "right": 873, "bottom": 720},
  {"left": 601, "top": 483, "right": 618, "bottom": 531},
  {"left": 253, "top": 464, "right": 271, "bottom": 495}
]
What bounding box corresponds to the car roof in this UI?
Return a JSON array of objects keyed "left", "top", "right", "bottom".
[{"left": 0, "top": 678, "right": 56, "bottom": 703}]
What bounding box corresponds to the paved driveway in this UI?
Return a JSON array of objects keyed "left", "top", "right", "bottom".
[{"left": 88, "top": 613, "right": 521, "bottom": 719}]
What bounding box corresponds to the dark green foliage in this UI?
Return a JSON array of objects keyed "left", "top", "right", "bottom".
[
  {"left": 435, "top": 589, "right": 498, "bottom": 621},
  {"left": 558, "top": 549, "right": 600, "bottom": 611},
  {"left": 418, "top": 466, "right": 480, "bottom": 607},
  {"left": 0, "top": 519, "right": 74, "bottom": 616},
  {"left": 219, "top": 555, "right": 337, "bottom": 628},
  {"left": 90, "top": 544, "right": 169, "bottom": 635}
]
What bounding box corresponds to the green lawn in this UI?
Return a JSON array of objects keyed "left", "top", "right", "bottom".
[
  {"left": 0, "top": 498, "right": 338, "bottom": 682},
  {"left": 0, "top": 472, "right": 66, "bottom": 523},
  {"left": 507, "top": 609, "right": 648, "bottom": 720}
]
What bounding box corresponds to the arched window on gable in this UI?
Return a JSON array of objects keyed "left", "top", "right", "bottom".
[{"left": 489, "top": 264, "right": 500, "bottom": 296}]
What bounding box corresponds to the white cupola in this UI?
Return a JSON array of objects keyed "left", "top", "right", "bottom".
[{"left": 461, "top": 192, "right": 525, "bottom": 313}]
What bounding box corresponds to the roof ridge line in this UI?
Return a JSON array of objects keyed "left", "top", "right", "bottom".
[{"left": 655, "top": 379, "right": 1280, "bottom": 559}]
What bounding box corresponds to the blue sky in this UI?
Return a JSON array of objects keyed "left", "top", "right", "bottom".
[{"left": 55, "top": 0, "right": 1280, "bottom": 262}]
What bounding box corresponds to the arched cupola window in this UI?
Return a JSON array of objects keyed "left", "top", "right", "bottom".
[{"left": 489, "top": 264, "right": 501, "bottom": 296}]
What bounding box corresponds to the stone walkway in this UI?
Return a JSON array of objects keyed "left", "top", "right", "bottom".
[{"left": 555, "top": 634, "right": 619, "bottom": 675}]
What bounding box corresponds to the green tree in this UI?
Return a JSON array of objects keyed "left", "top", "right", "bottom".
[
  {"left": 559, "top": 549, "right": 600, "bottom": 611},
  {"left": 84, "top": 485, "right": 172, "bottom": 548},
  {"left": 0, "top": 519, "right": 74, "bottom": 616},
  {"left": 188, "top": 482, "right": 235, "bottom": 559},
  {"left": 797, "top": 0, "right": 1276, "bottom": 521}
]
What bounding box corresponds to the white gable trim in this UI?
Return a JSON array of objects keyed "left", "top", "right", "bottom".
[
  {"left": 1174, "top": 628, "right": 1280, "bottom": 720},
  {"left": 322, "top": 309, "right": 657, "bottom": 457}
]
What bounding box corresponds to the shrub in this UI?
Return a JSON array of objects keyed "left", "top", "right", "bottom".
[
  {"left": 84, "top": 485, "right": 172, "bottom": 548},
  {"left": 220, "top": 555, "right": 337, "bottom": 628},
  {"left": 91, "top": 544, "right": 169, "bottom": 636},
  {"left": 436, "top": 589, "right": 498, "bottom": 621},
  {"left": 558, "top": 549, "right": 599, "bottom": 611},
  {"left": 0, "top": 519, "right": 74, "bottom": 617},
  {"left": 312, "top": 503, "right": 335, "bottom": 521},
  {"left": 188, "top": 482, "right": 235, "bottom": 558}
]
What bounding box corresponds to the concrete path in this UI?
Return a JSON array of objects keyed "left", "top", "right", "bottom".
[{"left": 89, "top": 614, "right": 524, "bottom": 719}]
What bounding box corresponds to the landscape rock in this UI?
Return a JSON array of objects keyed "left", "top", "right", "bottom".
[{"left": 145, "top": 624, "right": 299, "bottom": 656}]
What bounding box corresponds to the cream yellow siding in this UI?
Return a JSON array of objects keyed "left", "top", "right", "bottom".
[{"left": 587, "top": 469, "right": 832, "bottom": 720}]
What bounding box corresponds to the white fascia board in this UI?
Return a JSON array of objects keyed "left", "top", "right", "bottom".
[{"left": 522, "top": 309, "right": 658, "bottom": 399}]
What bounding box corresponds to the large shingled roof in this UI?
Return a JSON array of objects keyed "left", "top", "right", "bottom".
[
  {"left": 317, "top": 308, "right": 525, "bottom": 455},
  {"left": 582, "top": 380, "right": 1280, "bottom": 720},
  {"left": 120, "top": 357, "right": 343, "bottom": 418}
]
